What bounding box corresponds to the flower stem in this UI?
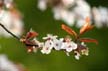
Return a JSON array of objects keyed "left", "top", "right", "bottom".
[
  {"left": 0, "top": 23, "right": 39, "bottom": 47},
  {"left": 0, "top": 23, "right": 20, "bottom": 40}
]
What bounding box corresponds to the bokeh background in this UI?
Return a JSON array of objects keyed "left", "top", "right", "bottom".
[{"left": 0, "top": 0, "right": 108, "bottom": 71}]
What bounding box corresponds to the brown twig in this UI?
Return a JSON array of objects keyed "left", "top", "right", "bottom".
[
  {"left": 0, "top": 23, "right": 39, "bottom": 47},
  {"left": 0, "top": 23, "right": 20, "bottom": 40}
]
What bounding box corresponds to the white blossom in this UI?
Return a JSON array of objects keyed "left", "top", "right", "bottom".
[
  {"left": 41, "top": 34, "right": 59, "bottom": 54},
  {"left": 41, "top": 39, "right": 54, "bottom": 54},
  {"left": 66, "top": 42, "right": 77, "bottom": 52},
  {"left": 61, "top": 41, "right": 77, "bottom": 52},
  {"left": 53, "top": 38, "right": 62, "bottom": 50},
  {"left": 60, "top": 36, "right": 77, "bottom": 52}
]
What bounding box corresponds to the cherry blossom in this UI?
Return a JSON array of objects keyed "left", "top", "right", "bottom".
[
  {"left": 41, "top": 40, "right": 53, "bottom": 54},
  {"left": 61, "top": 36, "right": 77, "bottom": 52},
  {"left": 41, "top": 34, "right": 55, "bottom": 54},
  {"left": 0, "top": 17, "right": 98, "bottom": 60},
  {"left": 53, "top": 38, "right": 62, "bottom": 50}
]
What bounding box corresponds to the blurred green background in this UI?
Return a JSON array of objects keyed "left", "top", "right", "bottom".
[{"left": 0, "top": 0, "right": 108, "bottom": 71}]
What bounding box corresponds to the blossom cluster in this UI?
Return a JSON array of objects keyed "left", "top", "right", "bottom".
[
  {"left": 21, "top": 32, "right": 89, "bottom": 60},
  {"left": 0, "top": 3, "right": 97, "bottom": 60},
  {"left": 0, "top": 0, "right": 23, "bottom": 37},
  {"left": 41, "top": 34, "right": 87, "bottom": 60},
  {"left": 19, "top": 17, "right": 98, "bottom": 60},
  {"left": 37, "top": 0, "right": 108, "bottom": 28}
]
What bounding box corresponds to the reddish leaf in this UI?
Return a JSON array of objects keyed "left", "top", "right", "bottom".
[
  {"left": 79, "top": 38, "right": 98, "bottom": 44},
  {"left": 80, "top": 17, "right": 94, "bottom": 35},
  {"left": 62, "top": 24, "right": 77, "bottom": 37},
  {"left": 26, "top": 31, "right": 38, "bottom": 39}
]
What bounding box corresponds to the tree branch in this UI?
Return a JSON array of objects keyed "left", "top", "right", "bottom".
[
  {"left": 0, "top": 23, "right": 20, "bottom": 40},
  {"left": 0, "top": 23, "right": 39, "bottom": 47}
]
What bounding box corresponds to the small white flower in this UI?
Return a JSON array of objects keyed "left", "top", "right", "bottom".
[
  {"left": 53, "top": 38, "right": 62, "bottom": 50},
  {"left": 41, "top": 47, "right": 51, "bottom": 54},
  {"left": 61, "top": 42, "right": 77, "bottom": 52},
  {"left": 41, "top": 34, "right": 59, "bottom": 54},
  {"left": 60, "top": 37, "right": 77, "bottom": 52},
  {"left": 65, "top": 42, "right": 77, "bottom": 52},
  {"left": 61, "top": 42, "right": 66, "bottom": 49},
  {"left": 41, "top": 40, "right": 53, "bottom": 54}
]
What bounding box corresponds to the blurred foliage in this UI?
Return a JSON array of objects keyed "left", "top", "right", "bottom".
[{"left": 0, "top": 0, "right": 108, "bottom": 71}]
